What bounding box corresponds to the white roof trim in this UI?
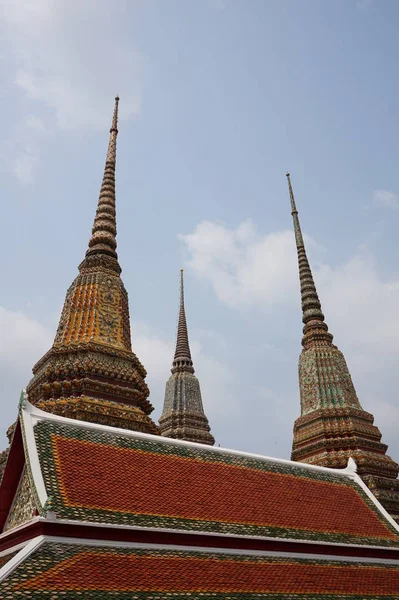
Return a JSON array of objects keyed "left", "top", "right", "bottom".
[
  {"left": 27, "top": 534, "right": 399, "bottom": 566},
  {"left": 0, "top": 536, "right": 44, "bottom": 583},
  {"left": 23, "top": 400, "right": 357, "bottom": 479},
  {"left": 0, "top": 540, "right": 29, "bottom": 558},
  {"left": 20, "top": 394, "right": 48, "bottom": 507},
  {"left": 18, "top": 400, "right": 399, "bottom": 539},
  {"left": 1, "top": 513, "right": 398, "bottom": 553},
  {"left": 352, "top": 470, "right": 399, "bottom": 533},
  {"left": 27, "top": 515, "right": 399, "bottom": 552}
]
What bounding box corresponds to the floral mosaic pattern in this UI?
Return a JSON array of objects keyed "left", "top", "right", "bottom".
[{"left": 4, "top": 466, "right": 37, "bottom": 532}]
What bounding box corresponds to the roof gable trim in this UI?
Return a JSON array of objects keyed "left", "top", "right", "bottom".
[
  {"left": 0, "top": 536, "right": 43, "bottom": 584},
  {"left": 24, "top": 399, "right": 358, "bottom": 480}
]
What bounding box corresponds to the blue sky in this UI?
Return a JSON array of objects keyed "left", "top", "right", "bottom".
[{"left": 1, "top": 0, "right": 399, "bottom": 462}]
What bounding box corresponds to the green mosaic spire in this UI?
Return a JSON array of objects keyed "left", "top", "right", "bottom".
[
  {"left": 287, "top": 172, "right": 399, "bottom": 523},
  {"left": 286, "top": 173, "right": 333, "bottom": 349}
]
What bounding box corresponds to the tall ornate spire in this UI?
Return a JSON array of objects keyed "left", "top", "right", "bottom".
[
  {"left": 286, "top": 173, "right": 332, "bottom": 349},
  {"left": 172, "top": 269, "right": 194, "bottom": 373},
  {"left": 287, "top": 172, "right": 399, "bottom": 523},
  {"left": 159, "top": 270, "right": 214, "bottom": 445},
  {"left": 86, "top": 96, "right": 119, "bottom": 261},
  {"left": 25, "top": 98, "right": 159, "bottom": 435}
]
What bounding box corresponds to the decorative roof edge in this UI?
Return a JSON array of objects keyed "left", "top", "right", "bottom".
[
  {"left": 22, "top": 399, "right": 357, "bottom": 480},
  {"left": 351, "top": 465, "right": 399, "bottom": 534},
  {"left": 0, "top": 535, "right": 43, "bottom": 584},
  {"left": 18, "top": 400, "right": 399, "bottom": 539},
  {"left": 0, "top": 540, "right": 30, "bottom": 558},
  {"left": 8, "top": 514, "right": 399, "bottom": 552},
  {"left": 19, "top": 391, "right": 48, "bottom": 507},
  {"left": 1, "top": 535, "right": 399, "bottom": 569}
]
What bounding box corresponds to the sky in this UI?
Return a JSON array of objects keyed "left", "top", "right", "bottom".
[{"left": 1, "top": 0, "right": 399, "bottom": 463}]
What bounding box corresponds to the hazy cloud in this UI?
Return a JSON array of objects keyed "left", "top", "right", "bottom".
[
  {"left": 1, "top": 0, "right": 143, "bottom": 181},
  {"left": 12, "top": 145, "right": 39, "bottom": 184},
  {"left": 180, "top": 220, "right": 299, "bottom": 309},
  {"left": 373, "top": 189, "right": 398, "bottom": 209},
  {"left": 0, "top": 310, "right": 235, "bottom": 449},
  {"left": 181, "top": 219, "right": 399, "bottom": 449}
]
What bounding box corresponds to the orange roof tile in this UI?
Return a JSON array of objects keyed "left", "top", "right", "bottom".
[
  {"left": 2, "top": 542, "right": 399, "bottom": 598},
  {"left": 31, "top": 419, "right": 399, "bottom": 546}
]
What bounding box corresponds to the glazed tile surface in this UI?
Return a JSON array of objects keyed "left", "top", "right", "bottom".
[{"left": 33, "top": 419, "right": 399, "bottom": 546}]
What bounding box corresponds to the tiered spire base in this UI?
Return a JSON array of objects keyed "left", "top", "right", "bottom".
[
  {"left": 292, "top": 296, "right": 399, "bottom": 523},
  {"left": 160, "top": 372, "right": 214, "bottom": 445},
  {"left": 26, "top": 245, "right": 159, "bottom": 435}
]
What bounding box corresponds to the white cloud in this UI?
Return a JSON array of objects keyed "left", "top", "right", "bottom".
[
  {"left": 1, "top": 118, "right": 49, "bottom": 185},
  {"left": 180, "top": 219, "right": 399, "bottom": 452},
  {"left": 1, "top": 0, "right": 143, "bottom": 181},
  {"left": 25, "top": 116, "right": 51, "bottom": 134},
  {"left": 0, "top": 307, "right": 52, "bottom": 366},
  {"left": 0, "top": 307, "right": 53, "bottom": 436},
  {"left": 133, "top": 322, "right": 236, "bottom": 437},
  {"left": 0, "top": 311, "right": 234, "bottom": 448},
  {"left": 179, "top": 220, "right": 299, "bottom": 309},
  {"left": 12, "top": 145, "right": 39, "bottom": 184},
  {"left": 373, "top": 189, "right": 398, "bottom": 209}
]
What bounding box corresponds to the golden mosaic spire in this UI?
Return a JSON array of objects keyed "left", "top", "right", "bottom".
[
  {"left": 26, "top": 98, "right": 159, "bottom": 435},
  {"left": 287, "top": 172, "right": 399, "bottom": 523},
  {"left": 86, "top": 96, "right": 119, "bottom": 261}
]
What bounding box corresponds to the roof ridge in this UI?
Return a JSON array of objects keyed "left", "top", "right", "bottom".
[{"left": 21, "top": 397, "right": 359, "bottom": 479}]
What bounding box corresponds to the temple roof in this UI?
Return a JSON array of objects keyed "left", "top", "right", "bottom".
[
  {"left": 1, "top": 399, "right": 399, "bottom": 548},
  {"left": 1, "top": 538, "right": 399, "bottom": 598}
]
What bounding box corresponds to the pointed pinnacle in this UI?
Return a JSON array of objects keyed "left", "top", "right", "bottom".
[
  {"left": 106, "top": 96, "right": 119, "bottom": 163},
  {"left": 286, "top": 172, "right": 304, "bottom": 247},
  {"left": 86, "top": 97, "right": 120, "bottom": 261},
  {"left": 286, "top": 173, "right": 333, "bottom": 347},
  {"left": 172, "top": 269, "right": 194, "bottom": 373}
]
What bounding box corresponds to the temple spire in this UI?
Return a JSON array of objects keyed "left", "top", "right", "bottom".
[
  {"left": 172, "top": 269, "right": 194, "bottom": 373},
  {"left": 287, "top": 172, "right": 399, "bottom": 524},
  {"left": 26, "top": 96, "right": 159, "bottom": 436},
  {"left": 159, "top": 270, "right": 214, "bottom": 445},
  {"left": 286, "top": 173, "right": 332, "bottom": 348},
  {"left": 86, "top": 96, "right": 120, "bottom": 261}
]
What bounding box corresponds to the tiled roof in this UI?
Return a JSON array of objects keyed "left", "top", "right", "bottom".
[
  {"left": 0, "top": 549, "right": 19, "bottom": 571},
  {"left": 1, "top": 541, "right": 399, "bottom": 598},
  {"left": 30, "top": 414, "right": 399, "bottom": 546}
]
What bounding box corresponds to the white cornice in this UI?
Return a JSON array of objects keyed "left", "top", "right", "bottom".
[
  {"left": 17, "top": 535, "right": 399, "bottom": 566},
  {"left": 0, "top": 536, "right": 44, "bottom": 583},
  {"left": 20, "top": 395, "right": 48, "bottom": 506}
]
